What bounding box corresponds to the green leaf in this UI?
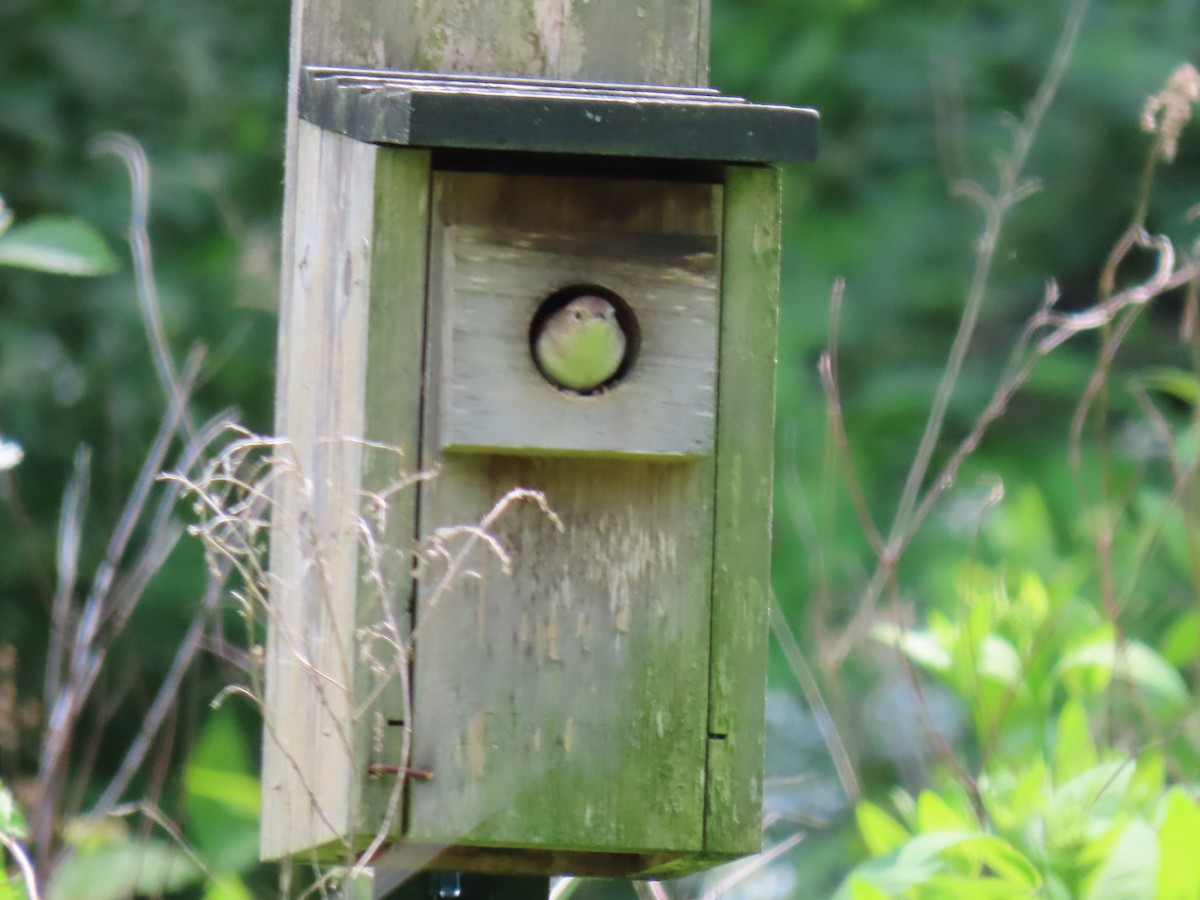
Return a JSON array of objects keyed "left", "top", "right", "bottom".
[
  {"left": 978, "top": 635, "right": 1024, "bottom": 686},
  {"left": 1157, "top": 788, "right": 1200, "bottom": 899},
  {"left": 917, "top": 791, "right": 969, "bottom": 834},
  {"left": 871, "top": 624, "right": 951, "bottom": 672},
  {"left": 185, "top": 768, "right": 261, "bottom": 820},
  {"left": 981, "top": 757, "right": 1048, "bottom": 834},
  {"left": 48, "top": 840, "right": 203, "bottom": 900},
  {"left": 890, "top": 787, "right": 919, "bottom": 831},
  {"left": 847, "top": 876, "right": 890, "bottom": 900},
  {"left": 856, "top": 800, "right": 909, "bottom": 856},
  {"left": 183, "top": 708, "right": 260, "bottom": 874},
  {"left": 1129, "top": 752, "right": 1165, "bottom": 810},
  {"left": 1054, "top": 700, "right": 1097, "bottom": 783},
  {"left": 923, "top": 874, "right": 1043, "bottom": 898},
  {"left": 1053, "top": 761, "right": 1134, "bottom": 825},
  {"left": 0, "top": 781, "right": 28, "bottom": 839},
  {"left": 1160, "top": 610, "right": 1200, "bottom": 669},
  {"left": 202, "top": 873, "right": 254, "bottom": 900},
  {"left": 0, "top": 216, "right": 117, "bottom": 276},
  {"left": 1084, "top": 819, "right": 1159, "bottom": 900},
  {"left": 1140, "top": 368, "right": 1200, "bottom": 407},
  {"left": 1057, "top": 640, "right": 1189, "bottom": 710},
  {"left": 1016, "top": 571, "right": 1050, "bottom": 625},
  {"left": 842, "top": 831, "right": 1041, "bottom": 896}
]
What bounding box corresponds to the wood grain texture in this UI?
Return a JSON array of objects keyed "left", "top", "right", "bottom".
[
  {"left": 406, "top": 172, "right": 722, "bottom": 855},
  {"left": 263, "top": 122, "right": 378, "bottom": 859},
  {"left": 409, "top": 458, "right": 714, "bottom": 853},
  {"left": 355, "top": 149, "right": 432, "bottom": 833},
  {"left": 434, "top": 186, "right": 721, "bottom": 458},
  {"left": 703, "top": 165, "right": 781, "bottom": 856},
  {"left": 296, "top": 1, "right": 710, "bottom": 87}
]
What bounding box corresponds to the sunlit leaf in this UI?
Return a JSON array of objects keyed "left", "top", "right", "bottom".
[
  {"left": 856, "top": 801, "right": 909, "bottom": 856},
  {"left": 871, "top": 624, "right": 950, "bottom": 672},
  {"left": 0, "top": 781, "right": 27, "bottom": 839},
  {"left": 1129, "top": 752, "right": 1165, "bottom": 809},
  {"left": 979, "top": 635, "right": 1023, "bottom": 686},
  {"left": 1084, "top": 819, "right": 1158, "bottom": 900},
  {"left": 923, "top": 873, "right": 1044, "bottom": 898},
  {"left": 48, "top": 840, "right": 203, "bottom": 900},
  {"left": 0, "top": 216, "right": 118, "bottom": 276},
  {"left": 1160, "top": 610, "right": 1200, "bottom": 669},
  {"left": 1017, "top": 571, "right": 1050, "bottom": 624},
  {"left": 202, "top": 872, "right": 254, "bottom": 900},
  {"left": 1157, "top": 788, "right": 1200, "bottom": 900},
  {"left": 917, "top": 790, "right": 969, "bottom": 834},
  {"left": 847, "top": 876, "right": 890, "bottom": 900},
  {"left": 184, "top": 708, "right": 260, "bottom": 873},
  {"left": 1054, "top": 700, "right": 1096, "bottom": 783},
  {"left": 1057, "top": 640, "right": 1189, "bottom": 710},
  {"left": 981, "top": 758, "right": 1048, "bottom": 835},
  {"left": 889, "top": 788, "right": 919, "bottom": 831},
  {"left": 1053, "top": 761, "right": 1133, "bottom": 826},
  {"left": 839, "top": 831, "right": 1040, "bottom": 897},
  {"left": 186, "top": 769, "right": 260, "bottom": 820}
]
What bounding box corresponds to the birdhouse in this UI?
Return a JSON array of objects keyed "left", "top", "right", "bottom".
[{"left": 263, "top": 66, "right": 818, "bottom": 880}]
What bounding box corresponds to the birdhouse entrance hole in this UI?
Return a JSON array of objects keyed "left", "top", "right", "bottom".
[{"left": 528, "top": 284, "right": 640, "bottom": 395}]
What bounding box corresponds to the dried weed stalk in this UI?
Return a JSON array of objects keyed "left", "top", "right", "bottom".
[
  {"left": 781, "top": 0, "right": 1200, "bottom": 809},
  {"left": 167, "top": 426, "right": 559, "bottom": 890}
]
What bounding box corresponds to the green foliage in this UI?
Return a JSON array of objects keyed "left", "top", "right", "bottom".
[
  {"left": 0, "top": 197, "right": 116, "bottom": 277},
  {"left": 49, "top": 839, "right": 203, "bottom": 900},
  {"left": 835, "top": 386, "right": 1200, "bottom": 895},
  {"left": 841, "top": 696, "right": 1200, "bottom": 898},
  {"left": 0, "top": 782, "right": 26, "bottom": 842},
  {"left": 45, "top": 709, "right": 261, "bottom": 899},
  {"left": 182, "top": 706, "right": 261, "bottom": 876}
]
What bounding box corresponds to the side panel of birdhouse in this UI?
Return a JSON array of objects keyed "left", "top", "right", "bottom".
[
  {"left": 263, "top": 122, "right": 380, "bottom": 858},
  {"left": 703, "top": 165, "right": 780, "bottom": 856},
  {"left": 405, "top": 172, "right": 721, "bottom": 857},
  {"left": 354, "top": 148, "right": 433, "bottom": 834}
]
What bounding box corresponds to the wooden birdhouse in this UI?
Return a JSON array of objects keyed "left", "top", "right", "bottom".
[{"left": 262, "top": 60, "right": 817, "bottom": 883}]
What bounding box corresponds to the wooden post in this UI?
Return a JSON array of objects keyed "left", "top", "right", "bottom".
[{"left": 266, "top": 0, "right": 720, "bottom": 874}]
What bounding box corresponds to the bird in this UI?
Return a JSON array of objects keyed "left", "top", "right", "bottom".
[{"left": 533, "top": 294, "right": 627, "bottom": 393}]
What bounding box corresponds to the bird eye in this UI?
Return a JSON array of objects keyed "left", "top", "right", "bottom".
[{"left": 572, "top": 308, "right": 584, "bottom": 321}]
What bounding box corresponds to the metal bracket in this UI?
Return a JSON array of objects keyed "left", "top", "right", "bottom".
[{"left": 299, "top": 66, "right": 818, "bottom": 164}]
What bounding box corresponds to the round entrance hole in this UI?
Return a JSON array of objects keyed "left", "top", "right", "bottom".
[{"left": 528, "top": 285, "right": 639, "bottom": 395}]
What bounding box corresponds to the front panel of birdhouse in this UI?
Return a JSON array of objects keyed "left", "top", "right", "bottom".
[
  {"left": 407, "top": 168, "right": 721, "bottom": 859},
  {"left": 356, "top": 156, "right": 780, "bottom": 876}
]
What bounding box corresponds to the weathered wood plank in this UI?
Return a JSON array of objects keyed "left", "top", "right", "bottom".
[
  {"left": 409, "top": 457, "right": 714, "bottom": 853},
  {"left": 703, "top": 164, "right": 781, "bottom": 856},
  {"left": 406, "top": 173, "right": 721, "bottom": 855},
  {"left": 435, "top": 195, "right": 721, "bottom": 458},
  {"left": 262, "top": 122, "right": 378, "bottom": 859},
  {"left": 355, "top": 149, "right": 433, "bottom": 836},
  {"left": 296, "top": 1, "right": 710, "bottom": 87}
]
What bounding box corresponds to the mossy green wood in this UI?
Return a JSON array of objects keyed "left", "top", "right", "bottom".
[
  {"left": 356, "top": 148, "right": 432, "bottom": 832},
  {"left": 405, "top": 171, "right": 720, "bottom": 865},
  {"left": 703, "top": 164, "right": 780, "bottom": 856}
]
